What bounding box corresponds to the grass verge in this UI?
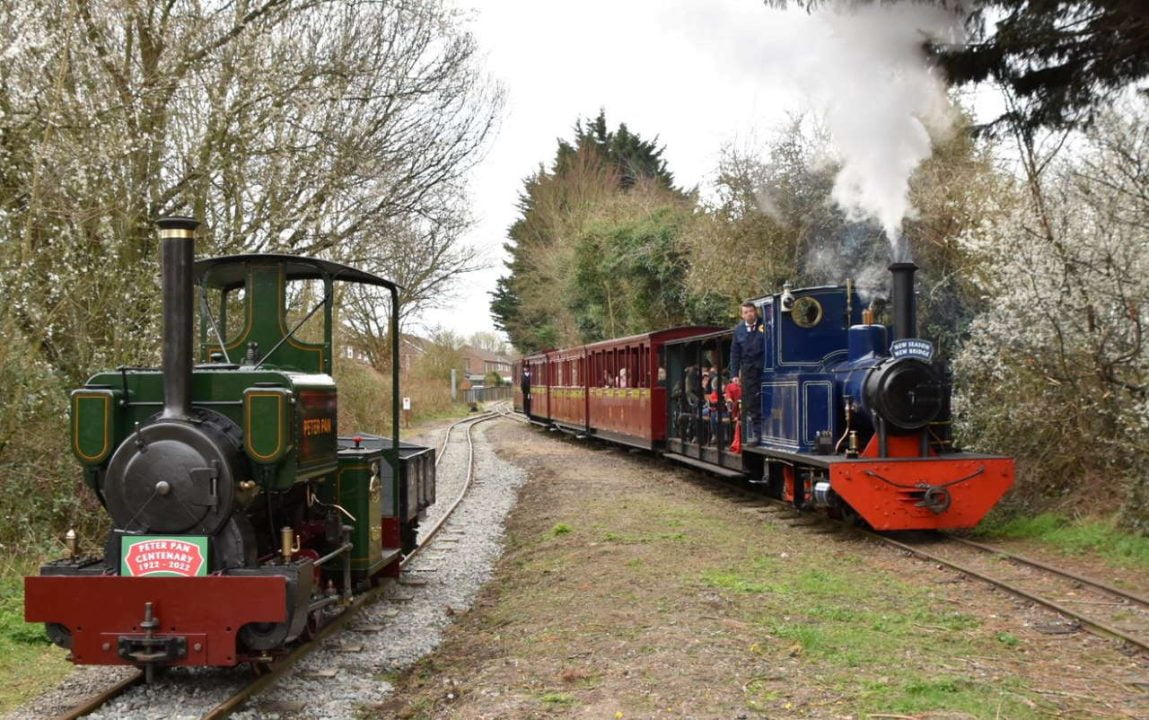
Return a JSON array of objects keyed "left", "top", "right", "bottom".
[
  {"left": 0, "top": 557, "right": 74, "bottom": 714},
  {"left": 976, "top": 512, "right": 1149, "bottom": 569},
  {"left": 386, "top": 424, "right": 1147, "bottom": 718}
]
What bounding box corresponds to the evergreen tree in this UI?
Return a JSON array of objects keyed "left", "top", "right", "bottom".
[
  {"left": 491, "top": 112, "right": 693, "bottom": 351},
  {"left": 555, "top": 111, "right": 678, "bottom": 190}
]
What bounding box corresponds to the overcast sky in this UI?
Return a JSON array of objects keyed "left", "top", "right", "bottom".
[{"left": 415, "top": 0, "right": 994, "bottom": 343}]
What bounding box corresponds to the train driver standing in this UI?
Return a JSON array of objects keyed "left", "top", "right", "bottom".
[{"left": 730, "top": 301, "right": 765, "bottom": 444}]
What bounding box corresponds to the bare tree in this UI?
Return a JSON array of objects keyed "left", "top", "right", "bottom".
[
  {"left": 466, "top": 331, "right": 508, "bottom": 354},
  {"left": 0, "top": 0, "right": 502, "bottom": 383},
  {"left": 337, "top": 212, "right": 484, "bottom": 371}
]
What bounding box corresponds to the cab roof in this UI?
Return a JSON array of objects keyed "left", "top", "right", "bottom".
[{"left": 194, "top": 254, "right": 399, "bottom": 292}]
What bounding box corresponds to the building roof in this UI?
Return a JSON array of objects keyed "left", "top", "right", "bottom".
[{"left": 460, "top": 345, "right": 514, "bottom": 365}]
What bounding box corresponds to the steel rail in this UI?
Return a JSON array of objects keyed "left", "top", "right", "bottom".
[
  {"left": 54, "top": 670, "right": 144, "bottom": 720},
  {"left": 944, "top": 534, "right": 1149, "bottom": 608},
  {"left": 437, "top": 411, "right": 498, "bottom": 466},
  {"left": 201, "top": 410, "right": 504, "bottom": 719},
  {"left": 200, "top": 575, "right": 391, "bottom": 720},
  {"left": 495, "top": 404, "right": 530, "bottom": 424},
  {"left": 404, "top": 412, "right": 500, "bottom": 564},
  {"left": 877, "top": 534, "right": 1149, "bottom": 654}
]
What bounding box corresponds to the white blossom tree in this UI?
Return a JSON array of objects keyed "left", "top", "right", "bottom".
[{"left": 954, "top": 100, "right": 1149, "bottom": 530}]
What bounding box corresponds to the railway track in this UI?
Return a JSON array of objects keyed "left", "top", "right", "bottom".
[
  {"left": 881, "top": 532, "right": 1149, "bottom": 655},
  {"left": 610, "top": 434, "right": 1149, "bottom": 659},
  {"left": 51, "top": 409, "right": 505, "bottom": 720}
]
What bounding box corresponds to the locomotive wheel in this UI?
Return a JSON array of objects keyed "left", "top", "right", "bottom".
[
  {"left": 249, "top": 660, "right": 274, "bottom": 677},
  {"left": 300, "top": 612, "right": 321, "bottom": 642},
  {"left": 839, "top": 503, "right": 869, "bottom": 529}
]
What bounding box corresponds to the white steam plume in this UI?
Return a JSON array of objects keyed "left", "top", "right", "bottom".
[{"left": 790, "top": 2, "right": 966, "bottom": 261}]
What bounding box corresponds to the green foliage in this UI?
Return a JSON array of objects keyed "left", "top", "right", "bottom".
[
  {"left": 571, "top": 204, "right": 726, "bottom": 340},
  {"left": 0, "top": 314, "right": 105, "bottom": 554},
  {"left": 940, "top": 0, "right": 1149, "bottom": 133},
  {"left": 336, "top": 335, "right": 467, "bottom": 437},
  {"left": 335, "top": 359, "right": 396, "bottom": 436},
  {"left": 0, "top": 559, "right": 72, "bottom": 713},
  {"left": 550, "top": 523, "right": 573, "bottom": 536},
  {"left": 700, "top": 560, "right": 990, "bottom": 672},
  {"left": 557, "top": 110, "right": 676, "bottom": 189},
  {"left": 996, "top": 631, "right": 1019, "bottom": 647},
  {"left": 493, "top": 113, "right": 719, "bottom": 351},
  {"left": 953, "top": 102, "right": 1149, "bottom": 530},
  {"left": 857, "top": 674, "right": 1043, "bottom": 718},
  {"left": 0, "top": 584, "right": 46, "bottom": 647},
  {"left": 538, "top": 691, "right": 576, "bottom": 706}
]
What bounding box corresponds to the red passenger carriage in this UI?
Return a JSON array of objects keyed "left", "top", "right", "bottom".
[
  {"left": 549, "top": 346, "right": 588, "bottom": 431},
  {"left": 519, "top": 329, "right": 719, "bottom": 448}
]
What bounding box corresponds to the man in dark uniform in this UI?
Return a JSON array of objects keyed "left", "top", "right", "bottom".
[
  {"left": 520, "top": 367, "right": 532, "bottom": 416},
  {"left": 730, "top": 301, "right": 765, "bottom": 444}
]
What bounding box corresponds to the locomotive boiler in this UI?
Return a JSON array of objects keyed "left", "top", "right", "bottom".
[{"left": 26, "top": 217, "right": 434, "bottom": 677}]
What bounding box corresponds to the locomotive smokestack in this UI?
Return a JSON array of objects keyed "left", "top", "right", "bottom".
[
  {"left": 157, "top": 216, "right": 200, "bottom": 420},
  {"left": 889, "top": 261, "right": 917, "bottom": 341}
]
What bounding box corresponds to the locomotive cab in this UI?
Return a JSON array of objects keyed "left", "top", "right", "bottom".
[{"left": 27, "top": 218, "right": 435, "bottom": 676}]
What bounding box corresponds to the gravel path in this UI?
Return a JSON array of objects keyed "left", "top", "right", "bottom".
[
  {"left": 238, "top": 415, "right": 525, "bottom": 720},
  {"left": 3, "top": 414, "right": 525, "bottom": 720}
]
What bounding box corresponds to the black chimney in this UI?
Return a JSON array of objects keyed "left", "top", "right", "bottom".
[
  {"left": 889, "top": 262, "right": 917, "bottom": 341},
  {"left": 157, "top": 216, "right": 200, "bottom": 420}
]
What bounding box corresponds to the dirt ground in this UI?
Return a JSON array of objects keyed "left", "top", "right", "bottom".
[{"left": 383, "top": 421, "right": 1149, "bottom": 719}]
